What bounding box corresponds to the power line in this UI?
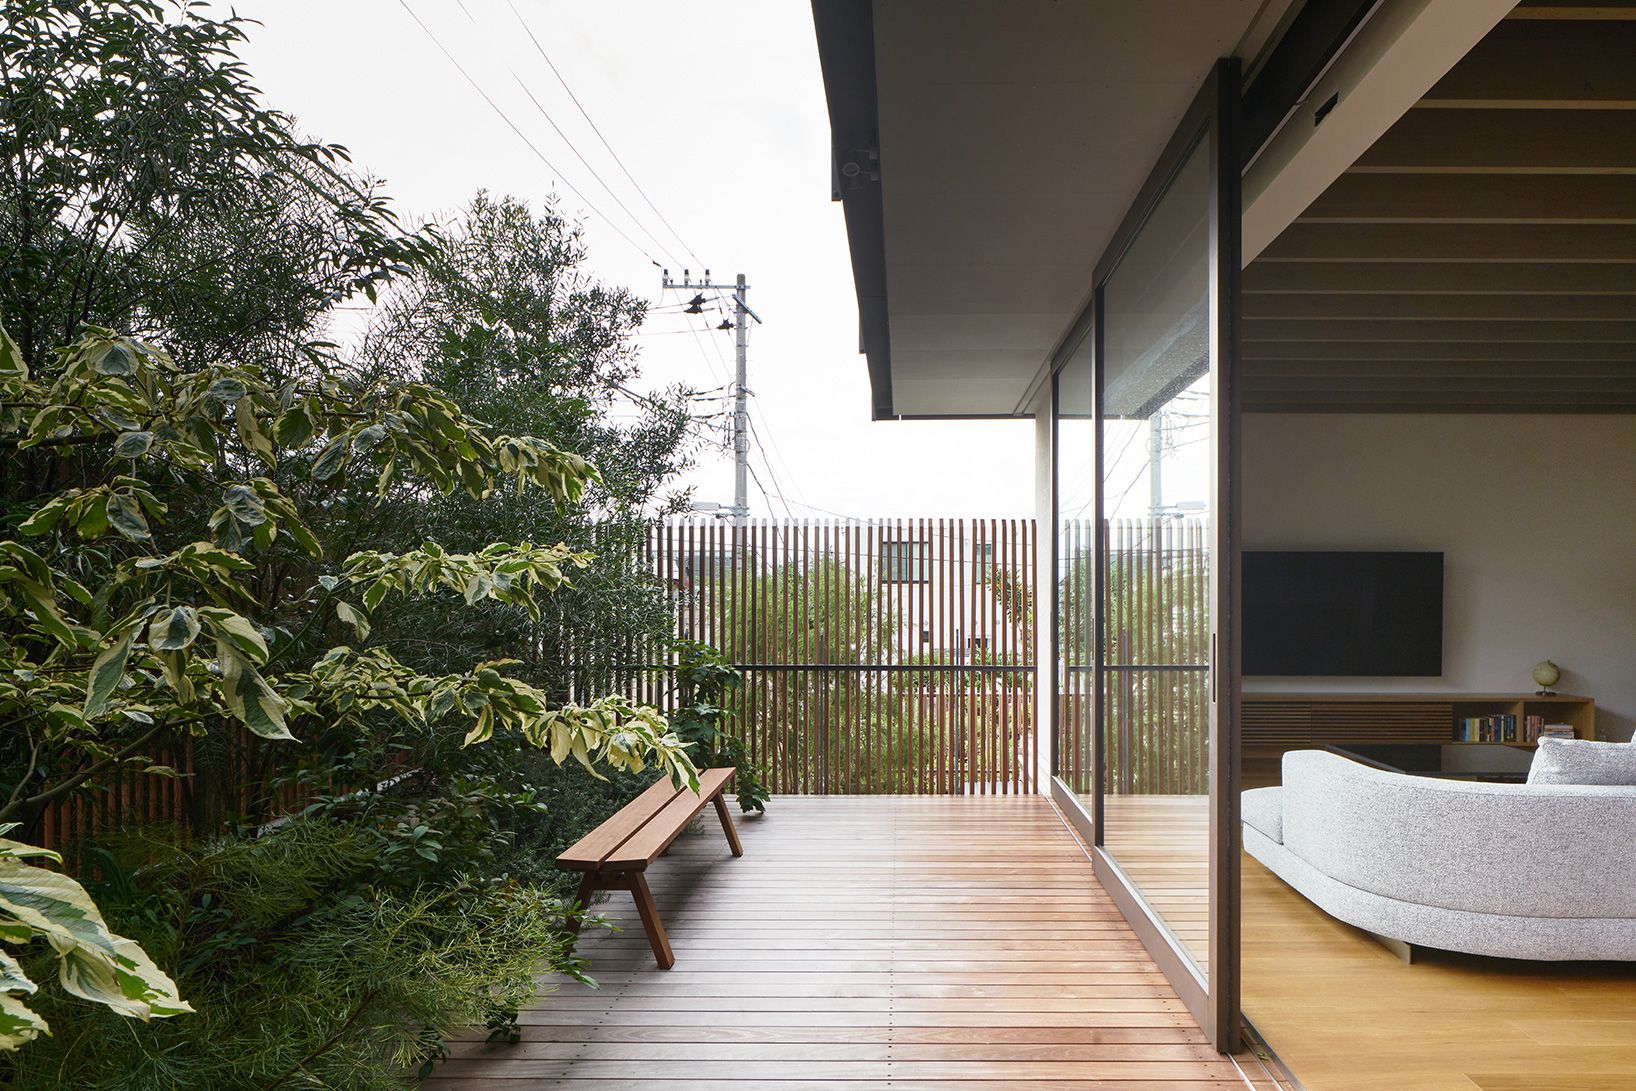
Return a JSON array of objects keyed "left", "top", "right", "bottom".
[
  {"left": 746, "top": 461, "right": 796, "bottom": 521},
  {"left": 746, "top": 412, "right": 812, "bottom": 511},
  {"left": 743, "top": 415, "right": 860, "bottom": 521},
  {"left": 744, "top": 421, "right": 794, "bottom": 516},
  {"left": 394, "top": 0, "right": 663, "bottom": 267},
  {"left": 505, "top": 0, "right": 706, "bottom": 269},
  {"left": 782, "top": 495, "right": 863, "bottom": 521},
  {"left": 686, "top": 299, "right": 736, "bottom": 376},
  {"left": 502, "top": 66, "right": 684, "bottom": 267},
  {"left": 1062, "top": 421, "right": 1146, "bottom": 521},
  {"left": 675, "top": 316, "right": 731, "bottom": 387}
]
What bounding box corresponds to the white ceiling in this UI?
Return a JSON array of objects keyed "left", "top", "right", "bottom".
[{"left": 870, "top": 0, "right": 1287, "bottom": 417}]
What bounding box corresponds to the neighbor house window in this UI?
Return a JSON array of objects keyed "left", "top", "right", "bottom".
[
  {"left": 972, "top": 541, "right": 994, "bottom": 582},
  {"left": 880, "top": 540, "right": 930, "bottom": 584}
]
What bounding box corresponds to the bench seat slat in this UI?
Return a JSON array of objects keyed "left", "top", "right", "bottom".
[
  {"left": 602, "top": 768, "right": 737, "bottom": 870},
  {"left": 557, "top": 778, "right": 680, "bottom": 869}
]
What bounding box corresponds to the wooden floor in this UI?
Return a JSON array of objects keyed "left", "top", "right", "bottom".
[
  {"left": 1244, "top": 852, "right": 1636, "bottom": 1091},
  {"left": 1056, "top": 792, "right": 1636, "bottom": 1089},
  {"left": 426, "top": 795, "right": 1269, "bottom": 1089}
]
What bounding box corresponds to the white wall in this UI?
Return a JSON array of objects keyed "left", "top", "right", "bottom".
[
  {"left": 1032, "top": 390, "right": 1056, "bottom": 793},
  {"left": 1243, "top": 414, "right": 1636, "bottom": 742}
]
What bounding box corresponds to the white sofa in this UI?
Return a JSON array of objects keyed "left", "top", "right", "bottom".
[{"left": 1242, "top": 750, "right": 1636, "bottom": 961}]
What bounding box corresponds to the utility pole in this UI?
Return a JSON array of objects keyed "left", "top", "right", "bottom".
[
  {"left": 1148, "top": 409, "right": 1165, "bottom": 517},
  {"left": 662, "top": 268, "right": 762, "bottom": 523},
  {"left": 732, "top": 274, "right": 749, "bottom": 523}
]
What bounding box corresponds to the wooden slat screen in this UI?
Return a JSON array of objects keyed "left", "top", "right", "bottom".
[
  {"left": 30, "top": 517, "right": 1043, "bottom": 851},
  {"left": 1058, "top": 517, "right": 1211, "bottom": 798},
  {"left": 646, "top": 518, "right": 1038, "bottom": 795}
]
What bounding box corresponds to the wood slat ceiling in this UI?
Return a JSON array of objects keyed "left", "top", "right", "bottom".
[{"left": 1242, "top": 1, "right": 1636, "bottom": 412}]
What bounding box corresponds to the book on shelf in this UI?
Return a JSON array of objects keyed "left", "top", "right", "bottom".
[{"left": 1454, "top": 714, "right": 1575, "bottom": 744}]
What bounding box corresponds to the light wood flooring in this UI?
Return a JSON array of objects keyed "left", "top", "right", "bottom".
[
  {"left": 1058, "top": 792, "right": 1636, "bottom": 1090},
  {"left": 1243, "top": 852, "right": 1636, "bottom": 1091},
  {"left": 425, "top": 795, "right": 1273, "bottom": 1089}
]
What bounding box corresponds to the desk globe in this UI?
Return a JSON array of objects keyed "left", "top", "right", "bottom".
[{"left": 1532, "top": 659, "right": 1560, "bottom": 695}]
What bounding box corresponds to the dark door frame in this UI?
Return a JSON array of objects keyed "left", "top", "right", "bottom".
[{"left": 1048, "top": 56, "right": 1242, "bottom": 1052}]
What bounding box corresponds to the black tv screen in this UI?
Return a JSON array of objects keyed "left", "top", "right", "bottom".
[{"left": 1243, "top": 551, "right": 1443, "bottom": 676}]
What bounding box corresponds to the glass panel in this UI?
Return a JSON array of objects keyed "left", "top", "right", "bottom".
[
  {"left": 1098, "top": 138, "right": 1213, "bottom": 972},
  {"left": 879, "top": 541, "right": 929, "bottom": 584},
  {"left": 1054, "top": 335, "right": 1095, "bottom": 795}
]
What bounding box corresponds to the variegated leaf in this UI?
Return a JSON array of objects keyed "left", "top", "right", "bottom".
[
  {"left": 82, "top": 629, "right": 135, "bottom": 719},
  {"left": 217, "top": 642, "right": 292, "bottom": 740},
  {"left": 146, "top": 605, "right": 200, "bottom": 652},
  {"left": 0, "top": 950, "right": 35, "bottom": 996},
  {"left": 334, "top": 601, "right": 370, "bottom": 641},
  {"left": 199, "top": 608, "right": 269, "bottom": 664},
  {"left": 0, "top": 991, "right": 48, "bottom": 1051},
  {"left": 51, "top": 932, "right": 192, "bottom": 1020}
]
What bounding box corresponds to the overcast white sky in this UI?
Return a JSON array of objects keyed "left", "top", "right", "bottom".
[{"left": 231, "top": 0, "right": 1036, "bottom": 519}]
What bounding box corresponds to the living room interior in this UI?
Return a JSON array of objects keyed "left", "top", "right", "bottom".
[
  {"left": 1041, "top": 4, "right": 1636, "bottom": 1078},
  {"left": 1229, "top": 4, "right": 1636, "bottom": 1085},
  {"left": 1238, "top": 417, "right": 1636, "bottom": 1090}
]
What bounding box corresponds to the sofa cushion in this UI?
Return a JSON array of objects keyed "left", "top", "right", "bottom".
[
  {"left": 1241, "top": 786, "right": 1283, "bottom": 844},
  {"left": 1527, "top": 737, "right": 1636, "bottom": 786}
]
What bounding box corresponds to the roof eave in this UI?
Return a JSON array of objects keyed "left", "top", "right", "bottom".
[{"left": 811, "top": 0, "right": 895, "bottom": 421}]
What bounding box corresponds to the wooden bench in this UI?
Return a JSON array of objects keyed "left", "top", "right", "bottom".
[{"left": 556, "top": 767, "right": 743, "bottom": 968}]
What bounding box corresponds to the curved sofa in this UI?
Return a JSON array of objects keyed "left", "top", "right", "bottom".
[{"left": 1242, "top": 750, "right": 1636, "bottom": 961}]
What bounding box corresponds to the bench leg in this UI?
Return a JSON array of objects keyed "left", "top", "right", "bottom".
[
  {"left": 626, "top": 871, "right": 675, "bottom": 969},
  {"left": 712, "top": 793, "right": 744, "bottom": 857},
  {"left": 564, "top": 873, "right": 598, "bottom": 935}
]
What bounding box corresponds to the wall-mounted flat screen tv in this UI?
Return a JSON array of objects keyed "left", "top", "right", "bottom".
[{"left": 1243, "top": 551, "right": 1443, "bottom": 676}]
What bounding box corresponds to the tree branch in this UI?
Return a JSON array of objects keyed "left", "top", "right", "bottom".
[{"left": 0, "top": 721, "right": 168, "bottom": 825}]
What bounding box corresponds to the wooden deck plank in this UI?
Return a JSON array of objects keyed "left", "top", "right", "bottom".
[
  {"left": 444, "top": 1042, "right": 1227, "bottom": 1062},
  {"left": 424, "top": 795, "right": 1254, "bottom": 1088}
]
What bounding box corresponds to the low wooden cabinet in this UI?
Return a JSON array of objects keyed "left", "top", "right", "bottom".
[{"left": 1242, "top": 692, "right": 1596, "bottom": 787}]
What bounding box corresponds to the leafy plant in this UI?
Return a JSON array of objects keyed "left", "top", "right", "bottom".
[
  {"left": 668, "top": 640, "right": 770, "bottom": 813},
  {"left": 0, "top": 825, "right": 190, "bottom": 1051},
  {"left": 1, "top": 818, "right": 593, "bottom": 1089},
  {"left": 0, "top": 314, "right": 697, "bottom": 1051},
  {"left": 0, "top": 319, "right": 694, "bottom": 827},
  {"left": 353, "top": 192, "right": 699, "bottom": 700},
  {"left": 0, "top": 0, "right": 433, "bottom": 373},
  {"left": 0, "top": 3, "right": 714, "bottom": 1080}
]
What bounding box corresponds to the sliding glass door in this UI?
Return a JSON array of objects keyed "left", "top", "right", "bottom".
[{"left": 1051, "top": 59, "right": 1241, "bottom": 1050}]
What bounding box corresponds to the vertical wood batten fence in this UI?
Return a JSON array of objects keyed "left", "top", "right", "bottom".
[
  {"left": 33, "top": 729, "right": 349, "bottom": 854},
  {"left": 32, "top": 514, "right": 1214, "bottom": 851},
  {"left": 1058, "top": 517, "right": 1211, "bottom": 798},
  {"left": 645, "top": 518, "right": 1038, "bottom": 795}
]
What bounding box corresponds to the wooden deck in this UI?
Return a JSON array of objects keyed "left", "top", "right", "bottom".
[
  {"left": 426, "top": 795, "right": 1267, "bottom": 1089},
  {"left": 1103, "top": 795, "right": 1212, "bottom": 971}
]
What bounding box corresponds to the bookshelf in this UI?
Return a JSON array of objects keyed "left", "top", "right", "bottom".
[
  {"left": 1451, "top": 694, "right": 1596, "bottom": 745},
  {"left": 1242, "top": 692, "right": 1597, "bottom": 787}
]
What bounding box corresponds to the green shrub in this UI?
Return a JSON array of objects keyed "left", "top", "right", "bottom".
[{"left": 1, "top": 817, "right": 595, "bottom": 1090}]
